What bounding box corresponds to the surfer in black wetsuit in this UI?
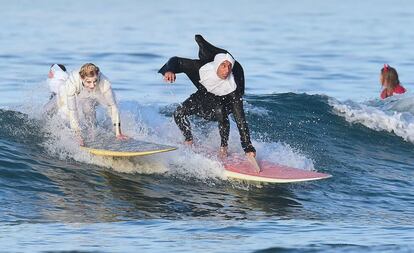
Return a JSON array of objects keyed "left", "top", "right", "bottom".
[{"left": 158, "top": 35, "right": 256, "bottom": 158}]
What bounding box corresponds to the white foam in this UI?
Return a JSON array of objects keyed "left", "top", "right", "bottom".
[
  {"left": 243, "top": 101, "right": 270, "bottom": 116},
  {"left": 252, "top": 141, "right": 315, "bottom": 171},
  {"left": 21, "top": 87, "right": 315, "bottom": 183},
  {"left": 329, "top": 94, "right": 414, "bottom": 143}
]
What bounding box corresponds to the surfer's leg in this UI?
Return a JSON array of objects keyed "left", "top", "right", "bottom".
[
  {"left": 229, "top": 95, "right": 255, "bottom": 153},
  {"left": 174, "top": 105, "right": 193, "bottom": 142},
  {"left": 80, "top": 99, "right": 97, "bottom": 132},
  {"left": 173, "top": 93, "right": 201, "bottom": 142},
  {"left": 216, "top": 105, "right": 230, "bottom": 158}
]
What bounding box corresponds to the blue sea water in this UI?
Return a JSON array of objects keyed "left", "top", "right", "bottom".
[{"left": 0, "top": 0, "right": 413, "bottom": 252}]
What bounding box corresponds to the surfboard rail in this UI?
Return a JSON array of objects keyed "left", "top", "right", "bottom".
[
  {"left": 81, "top": 146, "right": 177, "bottom": 157},
  {"left": 81, "top": 138, "right": 177, "bottom": 157},
  {"left": 224, "top": 169, "right": 332, "bottom": 183},
  {"left": 222, "top": 156, "right": 332, "bottom": 183}
]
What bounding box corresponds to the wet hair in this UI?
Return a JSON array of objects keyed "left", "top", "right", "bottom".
[
  {"left": 50, "top": 64, "right": 67, "bottom": 72},
  {"left": 79, "top": 63, "right": 99, "bottom": 79},
  {"left": 381, "top": 64, "right": 400, "bottom": 91}
]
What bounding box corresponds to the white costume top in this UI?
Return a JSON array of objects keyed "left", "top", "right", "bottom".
[{"left": 65, "top": 71, "right": 120, "bottom": 132}]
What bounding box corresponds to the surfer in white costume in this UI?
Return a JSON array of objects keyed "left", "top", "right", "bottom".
[
  {"left": 48, "top": 63, "right": 127, "bottom": 146},
  {"left": 66, "top": 63, "right": 128, "bottom": 145}
]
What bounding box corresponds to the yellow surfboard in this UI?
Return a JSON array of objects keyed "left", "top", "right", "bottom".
[{"left": 81, "top": 138, "right": 177, "bottom": 157}]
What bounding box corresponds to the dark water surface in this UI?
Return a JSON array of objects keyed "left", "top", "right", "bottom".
[{"left": 0, "top": 0, "right": 413, "bottom": 252}]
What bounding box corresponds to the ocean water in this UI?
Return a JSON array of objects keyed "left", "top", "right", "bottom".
[{"left": 0, "top": 0, "right": 413, "bottom": 252}]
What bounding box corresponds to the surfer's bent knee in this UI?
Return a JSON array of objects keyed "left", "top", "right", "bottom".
[{"left": 214, "top": 106, "right": 226, "bottom": 123}]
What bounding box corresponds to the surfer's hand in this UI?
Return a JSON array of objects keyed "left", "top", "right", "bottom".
[
  {"left": 163, "top": 72, "right": 176, "bottom": 83},
  {"left": 116, "top": 134, "right": 129, "bottom": 141},
  {"left": 245, "top": 151, "right": 256, "bottom": 158}
]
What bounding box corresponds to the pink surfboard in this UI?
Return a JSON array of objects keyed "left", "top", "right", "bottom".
[{"left": 222, "top": 155, "right": 331, "bottom": 183}]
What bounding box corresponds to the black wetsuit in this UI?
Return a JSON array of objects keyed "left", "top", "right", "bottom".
[{"left": 158, "top": 35, "right": 255, "bottom": 153}]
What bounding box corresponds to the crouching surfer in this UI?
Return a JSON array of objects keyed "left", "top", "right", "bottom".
[
  {"left": 158, "top": 35, "right": 257, "bottom": 166},
  {"left": 45, "top": 63, "right": 127, "bottom": 146}
]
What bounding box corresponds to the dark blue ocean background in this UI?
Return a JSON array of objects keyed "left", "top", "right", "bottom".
[{"left": 0, "top": 0, "right": 413, "bottom": 252}]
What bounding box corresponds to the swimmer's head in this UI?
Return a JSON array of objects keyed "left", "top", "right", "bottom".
[
  {"left": 380, "top": 64, "right": 399, "bottom": 90},
  {"left": 80, "top": 63, "right": 100, "bottom": 89}
]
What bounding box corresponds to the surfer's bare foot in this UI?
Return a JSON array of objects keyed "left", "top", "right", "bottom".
[
  {"left": 245, "top": 151, "right": 256, "bottom": 158},
  {"left": 218, "top": 146, "right": 228, "bottom": 159},
  {"left": 184, "top": 140, "right": 193, "bottom": 146},
  {"left": 116, "top": 133, "right": 129, "bottom": 141}
]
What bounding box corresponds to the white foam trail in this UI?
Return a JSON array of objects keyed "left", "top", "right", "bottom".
[
  {"left": 329, "top": 94, "right": 414, "bottom": 143},
  {"left": 36, "top": 102, "right": 225, "bottom": 181},
  {"left": 39, "top": 105, "right": 171, "bottom": 175}
]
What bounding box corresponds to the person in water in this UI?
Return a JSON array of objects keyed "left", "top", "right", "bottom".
[
  {"left": 44, "top": 64, "right": 69, "bottom": 117},
  {"left": 65, "top": 63, "right": 127, "bottom": 145},
  {"left": 158, "top": 35, "right": 256, "bottom": 158},
  {"left": 380, "top": 64, "right": 406, "bottom": 99}
]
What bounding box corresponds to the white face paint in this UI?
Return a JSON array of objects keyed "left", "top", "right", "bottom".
[{"left": 82, "top": 75, "right": 99, "bottom": 89}]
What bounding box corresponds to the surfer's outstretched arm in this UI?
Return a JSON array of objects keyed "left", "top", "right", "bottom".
[
  {"left": 158, "top": 57, "right": 199, "bottom": 75},
  {"left": 158, "top": 57, "right": 206, "bottom": 91}
]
